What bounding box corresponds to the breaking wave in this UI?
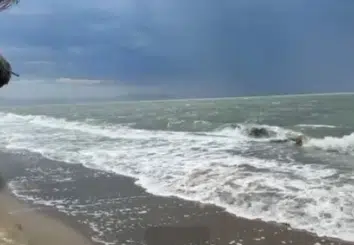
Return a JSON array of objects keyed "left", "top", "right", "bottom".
[
  {"left": 0, "top": 112, "right": 354, "bottom": 241},
  {"left": 295, "top": 124, "right": 337, "bottom": 129}
]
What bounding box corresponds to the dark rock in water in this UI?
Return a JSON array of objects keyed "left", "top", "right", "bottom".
[
  {"left": 0, "top": 55, "right": 12, "bottom": 88},
  {"left": 248, "top": 127, "right": 270, "bottom": 138}
]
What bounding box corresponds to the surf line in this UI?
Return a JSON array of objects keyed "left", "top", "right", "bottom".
[{"left": 8, "top": 207, "right": 48, "bottom": 215}]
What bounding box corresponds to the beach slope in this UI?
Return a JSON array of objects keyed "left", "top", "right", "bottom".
[{"left": 0, "top": 189, "right": 93, "bottom": 245}]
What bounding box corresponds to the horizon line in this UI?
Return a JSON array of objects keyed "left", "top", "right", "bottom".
[{"left": 1, "top": 91, "right": 353, "bottom": 108}]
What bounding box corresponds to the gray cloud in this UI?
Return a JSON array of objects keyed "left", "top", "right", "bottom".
[{"left": 0, "top": 0, "right": 354, "bottom": 99}]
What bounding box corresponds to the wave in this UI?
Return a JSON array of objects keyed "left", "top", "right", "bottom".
[
  {"left": 0, "top": 112, "right": 354, "bottom": 241},
  {"left": 215, "top": 123, "right": 354, "bottom": 154},
  {"left": 1, "top": 111, "right": 353, "bottom": 154},
  {"left": 214, "top": 123, "right": 299, "bottom": 141},
  {"left": 306, "top": 133, "right": 354, "bottom": 154},
  {"left": 295, "top": 124, "right": 337, "bottom": 129}
]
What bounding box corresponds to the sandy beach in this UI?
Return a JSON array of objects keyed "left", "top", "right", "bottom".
[
  {"left": 0, "top": 187, "right": 93, "bottom": 245},
  {"left": 0, "top": 152, "right": 353, "bottom": 245}
]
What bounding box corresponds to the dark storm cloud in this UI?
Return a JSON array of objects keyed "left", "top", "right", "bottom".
[{"left": 0, "top": 0, "right": 354, "bottom": 98}]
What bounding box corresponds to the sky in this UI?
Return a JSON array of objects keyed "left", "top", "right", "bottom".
[{"left": 0, "top": 0, "right": 354, "bottom": 100}]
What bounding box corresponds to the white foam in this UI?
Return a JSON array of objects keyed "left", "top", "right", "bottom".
[
  {"left": 0, "top": 112, "right": 354, "bottom": 241},
  {"left": 295, "top": 124, "right": 337, "bottom": 129},
  {"left": 0, "top": 231, "right": 24, "bottom": 245},
  {"left": 305, "top": 133, "right": 354, "bottom": 154}
]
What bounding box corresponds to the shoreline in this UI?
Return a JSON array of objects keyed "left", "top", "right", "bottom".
[
  {"left": 1, "top": 152, "right": 354, "bottom": 245},
  {"left": 0, "top": 188, "right": 94, "bottom": 245},
  {"left": 8, "top": 174, "right": 354, "bottom": 245},
  {"left": 125, "top": 176, "right": 354, "bottom": 244}
]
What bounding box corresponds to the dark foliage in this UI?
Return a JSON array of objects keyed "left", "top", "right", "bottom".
[
  {"left": 0, "top": 0, "right": 20, "bottom": 12},
  {"left": 0, "top": 55, "right": 12, "bottom": 88}
]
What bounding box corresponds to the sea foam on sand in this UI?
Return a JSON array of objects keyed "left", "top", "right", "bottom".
[
  {"left": 0, "top": 189, "right": 93, "bottom": 245},
  {"left": 0, "top": 230, "right": 25, "bottom": 245}
]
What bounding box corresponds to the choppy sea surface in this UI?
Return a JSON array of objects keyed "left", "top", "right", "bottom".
[{"left": 1, "top": 93, "right": 354, "bottom": 242}]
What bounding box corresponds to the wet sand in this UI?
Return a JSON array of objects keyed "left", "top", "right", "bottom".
[
  {"left": 0, "top": 152, "right": 353, "bottom": 245},
  {"left": 0, "top": 188, "right": 93, "bottom": 245}
]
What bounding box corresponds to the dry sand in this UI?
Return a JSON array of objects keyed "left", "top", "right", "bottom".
[{"left": 0, "top": 188, "right": 93, "bottom": 245}]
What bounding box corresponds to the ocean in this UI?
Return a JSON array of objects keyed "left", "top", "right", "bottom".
[{"left": 0, "top": 93, "right": 354, "bottom": 243}]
